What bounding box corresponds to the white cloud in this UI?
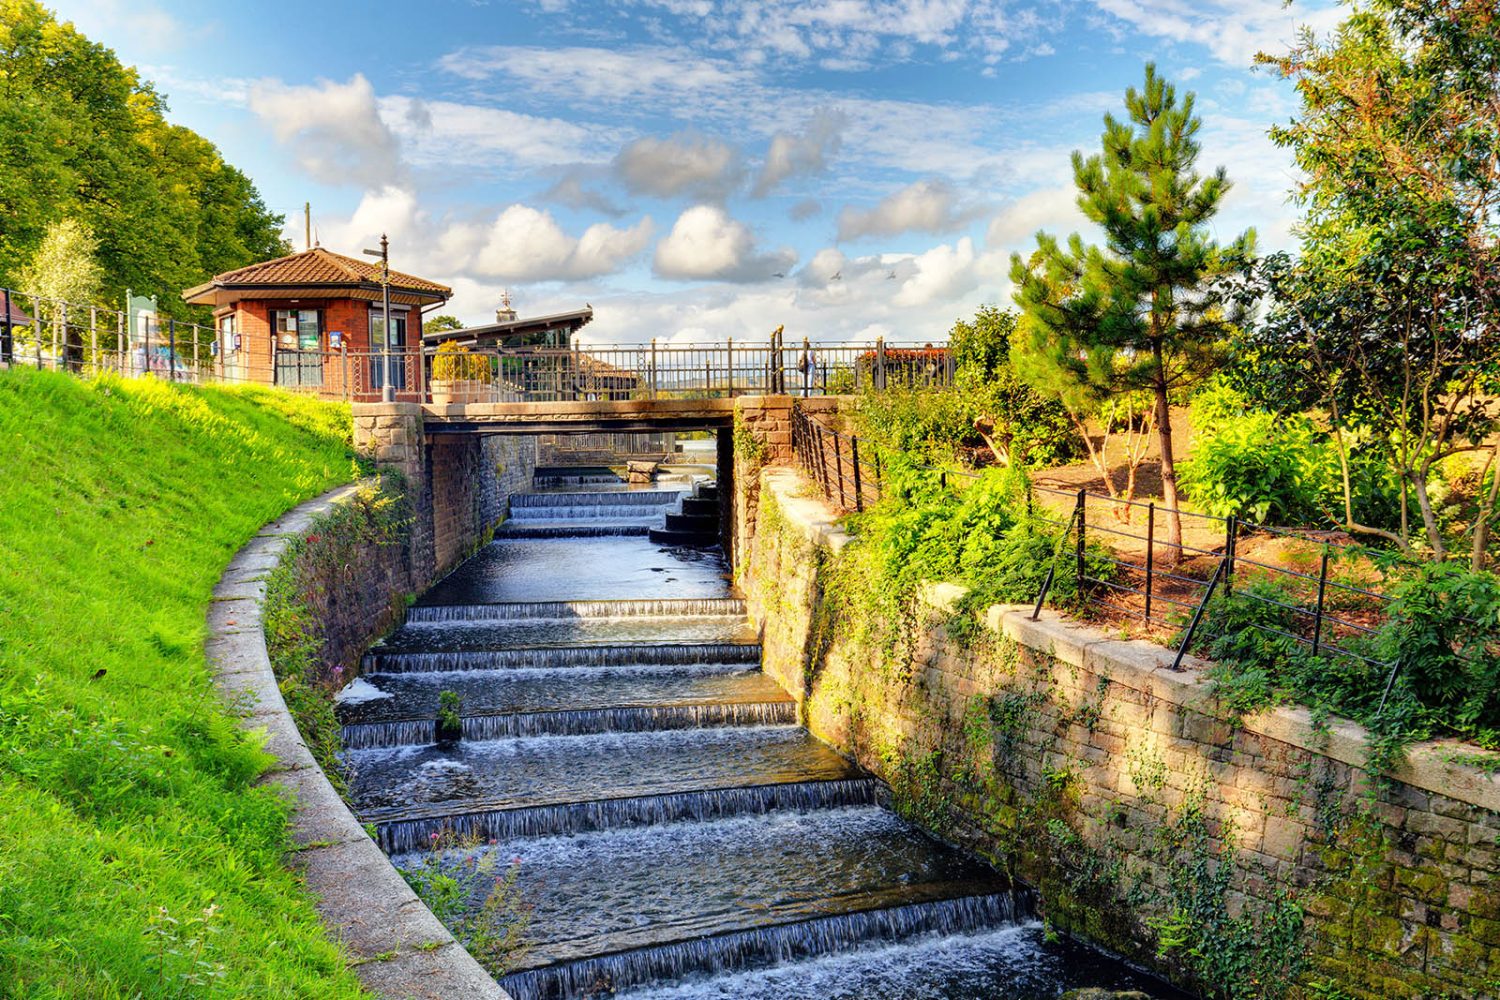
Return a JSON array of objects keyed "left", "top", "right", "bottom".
[
  {"left": 380, "top": 96, "right": 620, "bottom": 173},
  {"left": 653, "top": 205, "right": 796, "bottom": 282},
  {"left": 893, "top": 237, "right": 981, "bottom": 307},
  {"left": 613, "top": 132, "right": 745, "bottom": 200},
  {"left": 837, "top": 179, "right": 985, "bottom": 240},
  {"left": 753, "top": 108, "right": 849, "bottom": 196},
  {"left": 542, "top": 174, "right": 628, "bottom": 217},
  {"left": 438, "top": 44, "right": 751, "bottom": 103},
  {"left": 985, "top": 185, "right": 1094, "bottom": 252},
  {"left": 248, "top": 74, "right": 401, "bottom": 188},
  {"left": 1087, "top": 0, "right": 1343, "bottom": 67},
  {"left": 475, "top": 205, "right": 654, "bottom": 281}
]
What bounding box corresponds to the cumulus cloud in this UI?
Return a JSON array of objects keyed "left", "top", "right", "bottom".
[
  {"left": 789, "top": 199, "right": 823, "bottom": 221},
  {"left": 613, "top": 132, "right": 745, "bottom": 201},
  {"left": 380, "top": 96, "right": 620, "bottom": 173},
  {"left": 753, "top": 108, "right": 849, "bottom": 196},
  {"left": 837, "top": 179, "right": 985, "bottom": 241},
  {"left": 248, "top": 74, "right": 401, "bottom": 188},
  {"left": 474, "top": 205, "right": 654, "bottom": 281},
  {"left": 542, "top": 174, "right": 628, "bottom": 217},
  {"left": 653, "top": 205, "right": 796, "bottom": 282},
  {"left": 893, "top": 237, "right": 980, "bottom": 307},
  {"left": 985, "top": 185, "right": 1094, "bottom": 252}
]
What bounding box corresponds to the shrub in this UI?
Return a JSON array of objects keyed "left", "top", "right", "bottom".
[
  {"left": 1179, "top": 411, "right": 1334, "bottom": 523},
  {"left": 432, "top": 341, "right": 489, "bottom": 382}
]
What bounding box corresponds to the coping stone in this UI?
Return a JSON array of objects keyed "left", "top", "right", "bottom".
[{"left": 206, "top": 482, "right": 510, "bottom": 999}]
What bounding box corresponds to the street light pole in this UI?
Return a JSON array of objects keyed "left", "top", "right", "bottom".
[{"left": 364, "top": 234, "right": 394, "bottom": 402}]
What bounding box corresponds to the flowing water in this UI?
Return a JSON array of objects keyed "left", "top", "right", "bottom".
[{"left": 339, "top": 471, "right": 1187, "bottom": 1000}]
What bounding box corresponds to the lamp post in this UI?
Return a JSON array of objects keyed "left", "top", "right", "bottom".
[{"left": 363, "top": 234, "right": 394, "bottom": 402}]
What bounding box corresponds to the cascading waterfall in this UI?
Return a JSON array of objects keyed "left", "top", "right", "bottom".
[
  {"left": 343, "top": 701, "right": 797, "bottom": 749},
  {"left": 338, "top": 474, "right": 1179, "bottom": 1000},
  {"left": 499, "top": 893, "right": 1036, "bottom": 1000},
  {"left": 374, "top": 778, "right": 884, "bottom": 852},
  {"left": 406, "top": 598, "right": 747, "bottom": 622},
  {"left": 363, "top": 642, "right": 762, "bottom": 674}
]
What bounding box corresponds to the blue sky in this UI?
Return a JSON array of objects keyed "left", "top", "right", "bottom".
[{"left": 54, "top": 0, "right": 1341, "bottom": 345}]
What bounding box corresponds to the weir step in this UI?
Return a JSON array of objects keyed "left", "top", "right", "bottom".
[
  {"left": 648, "top": 527, "right": 721, "bottom": 548},
  {"left": 372, "top": 778, "right": 884, "bottom": 852},
  {"left": 664, "top": 512, "right": 718, "bottom": 533},
  {"left": 680, "top": 497, "right": 719, "bottom": 516},
  {"left": 405, "top": 598, "right": 747, "bottom": 623},
  {"left": 496, "top": 523, "right": 652, "bottom": 539},
  {"left": 362, "top": 641, "right": 762, "bottom": 674}
]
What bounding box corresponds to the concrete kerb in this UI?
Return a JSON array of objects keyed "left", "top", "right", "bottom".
[
  {"left": 760, "top": 467, "right": 1500, "bottom": 817},
  {"left": 206, "top": 483, "right": 510, "bottom": 999}
]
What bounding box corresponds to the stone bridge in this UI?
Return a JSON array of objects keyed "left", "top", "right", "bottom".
[{"left": 351, "top": 395, "right": 818, "bottom": 588}]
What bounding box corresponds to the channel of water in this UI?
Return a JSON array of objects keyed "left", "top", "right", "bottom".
[{"left": 336, "top": 470, "right": 1187, "bottom": 999}]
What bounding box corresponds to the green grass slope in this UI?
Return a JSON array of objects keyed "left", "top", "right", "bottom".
[{"left": 0, "top": 369, "right": 368, "bottom": 997}]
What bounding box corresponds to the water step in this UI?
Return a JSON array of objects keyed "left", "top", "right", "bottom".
[
  {"left": 373, "top": 617, "right": 757, "bottom": 655},
  {"left": 341, "top": 667, "right": 783, "bottom": 725},
  {"left": 431, "top": 808, "right": 1021, "bottom": 1000},
  {"left": 343, "top": 702, "right": 799, "bottom": 749},
  {"left": 373, "top": 777, "right": 883, "bottom": 852},
  {"left": 502, "top": 889, "right": 1029, "bottom": 1000},
  {"left": 508, "top": 504, "right": 672, "bottom": 520},
  {"left": 496, "top": 523, "right": 652, "bottom": 539},
  {"left": 405, "top": 597, "right": 746, "bottom": 623},
  {"left": 695, "top": 485, "right": 719, "bottom": 501},
  {"left": 681, "top": 497, "right": 719, "bottom": 517},
  {"left": 350, "top": 725, "right": 859, "bottom": 827},
  {"left": 512, "top": 490, "right": 682, "bottom": 508},
  {"left": 421, "top": 536, "right": 732, "bottom": 605},
  {"left": 665, "top": 512, "right": 718, "bottom": 532},
  {"left": 363, "top": 641, "right": 761, "bottom": 674},
  {"left": 338, "top": 670, "right": 795, "bottom": 748},
  {"left": 649, "top": 527, "right": 721, "bottom": 547}
]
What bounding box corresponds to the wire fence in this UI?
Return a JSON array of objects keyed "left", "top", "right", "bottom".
[
  {"left": 0, "top": 286, "right": 953, "bottom": 405},
  {"left": 790, "top": 404, "right": 1404, "bottom": 679}
]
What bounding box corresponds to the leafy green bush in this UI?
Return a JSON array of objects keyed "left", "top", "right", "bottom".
[{"left": 1179, "top": 411, "right": 1334, "bottom": 523}]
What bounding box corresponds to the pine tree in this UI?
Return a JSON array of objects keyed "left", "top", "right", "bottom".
[{"left": 1010, "top": 63, "right": 1254, "bottom": 556}]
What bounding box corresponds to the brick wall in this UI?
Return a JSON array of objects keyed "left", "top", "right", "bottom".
[
  {"left": 743, "top": 467, "right": 1500, "bottom": 1000},
  {"left": 353, "top": 403, "right": 537, "bottom": 588}
]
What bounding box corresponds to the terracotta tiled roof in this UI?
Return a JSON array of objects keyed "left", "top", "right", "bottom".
[{"left": 188, "top": 247, "right": 451, "bottom": 298}]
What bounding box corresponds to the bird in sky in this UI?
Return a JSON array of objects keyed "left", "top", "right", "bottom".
[{"left": 830, "top": 270, "right": 842, "bottom": 281}]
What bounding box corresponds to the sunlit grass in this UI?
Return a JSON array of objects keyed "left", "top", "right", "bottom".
[{"left": 0, "top": 368, "right": 369, "bottom": 997}]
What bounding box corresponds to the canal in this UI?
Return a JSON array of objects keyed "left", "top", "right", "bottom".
[{"left": 336, "top": 469, "right": 1186, "bottom": 1000}]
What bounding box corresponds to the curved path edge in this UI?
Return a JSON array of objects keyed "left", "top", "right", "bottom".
[{"left": 206, "top": 482, "right": 511, "bottom": 1000}]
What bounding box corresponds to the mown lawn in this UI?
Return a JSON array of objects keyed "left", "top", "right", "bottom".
[{"left": 0, "top": 368, "right": 369, "bottom": 997}]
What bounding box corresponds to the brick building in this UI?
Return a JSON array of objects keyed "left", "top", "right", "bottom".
[{"left": 182, "top": 247, "right": 451, "bottom": 399}]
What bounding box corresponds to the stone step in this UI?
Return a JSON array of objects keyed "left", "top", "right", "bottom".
[
  {"left": 665, "top": 512, "right": 718, "bottom": 533},
  {"left": 649, "top": 527, "right": 720, "bottom": 548},
  {"left": 681, "top": 497, "right": 719, "bottom": 517}
]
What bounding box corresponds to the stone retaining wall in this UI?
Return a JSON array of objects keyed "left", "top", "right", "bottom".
[
  {"left": 743, "top": 467, "right": 1500, "bottom": 1000},
  {"left": 207, "top": 486, "right": 508, "bottom": 998}
]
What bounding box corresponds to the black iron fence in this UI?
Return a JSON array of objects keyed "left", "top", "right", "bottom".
[
  {"left": 791, "top": 407, "right": 884, "bottom": 512},
  {"left": 789, "top": 409, "right": 1401, "bottom": 676}
]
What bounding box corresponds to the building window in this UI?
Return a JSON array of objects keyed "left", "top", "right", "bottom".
[
  {"left": 272, "top": 308, "right": 321, "bottom": 351},
  {"left": 219, "top": 313, "right": 238, "bottom": 353},
  {"left": 369, "top": 307, "right": 408, "bottom": 352}
]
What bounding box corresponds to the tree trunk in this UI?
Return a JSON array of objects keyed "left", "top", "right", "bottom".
[{"left": 1152, "top": 342, "right": 1183, "bottom": 562}]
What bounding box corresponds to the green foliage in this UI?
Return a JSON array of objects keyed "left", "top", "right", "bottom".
[
  {"left": 1179, "top": 412, "right": 1333, "bottom": 523},
  {"left": 400, "top": 834, "right": 534, "bottom": 976},
  {"left": 0, "top": 0, "right": 287, "bottom": 313},
  {"left": 855, "top": 306, "right": 1076, "bottom": 469},
  {"left": 1252, "top": 0, "right": 1500, "bottom": 566},
  {"left": 0, "top": 367, "right": 365, "bottom": 995},
  {"left": 437, "top": 689, "right": 464, "bottom": 742},
  {"left": 423, "top": 315, "right": 465, "bottom": 336},
  {"left": 431, "top": 340, "right": 489, "bottom": 382}
]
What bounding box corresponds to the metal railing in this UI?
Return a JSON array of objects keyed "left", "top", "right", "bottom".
[
  {"left": 791, "top": 408, "right": 884, "bottom": 512},
  {"left": 788, "top": 412, "right": 1402, "bottom": 674},
  {"left": 0, "top": 286, "right": 954, "bottom": 406},
  {"left": 1022, "top": 485, "right": 1396, "bottom": 672}
]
